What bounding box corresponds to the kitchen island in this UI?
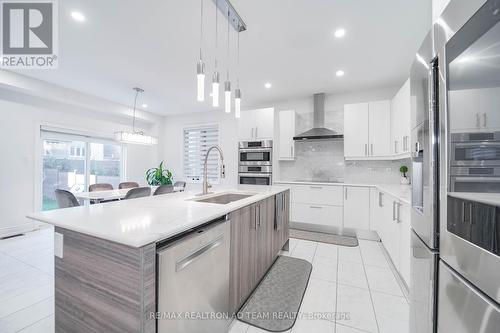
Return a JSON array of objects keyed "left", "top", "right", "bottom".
[{"left": 27, "top": 187, "right": 290, "bottom": 333}]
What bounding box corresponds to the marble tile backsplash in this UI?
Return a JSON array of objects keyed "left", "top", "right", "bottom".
[{"left": 278, "top": 140, "right": 411, "bottom": 184}]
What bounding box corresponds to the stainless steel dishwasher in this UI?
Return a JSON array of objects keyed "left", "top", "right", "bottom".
[{"left": 157, "top": 217, "right": 231, "bottom": 333}]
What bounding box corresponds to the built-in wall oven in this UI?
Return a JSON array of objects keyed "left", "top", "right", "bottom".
[{"left": 238, "top": 140, "right": 273, "bottom": 185}]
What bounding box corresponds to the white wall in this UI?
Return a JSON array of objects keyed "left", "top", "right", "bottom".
[{"left": 0, "top": 98, "right": 160, "bottom": 237}]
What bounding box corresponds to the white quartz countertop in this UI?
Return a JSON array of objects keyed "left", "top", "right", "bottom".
[
  {"left": 448, "top": 192, "right": 500, "bottom": 207},
  {"left": 27, "top": 186, "right": 289, "bottom": 248},
  {"left": 274, "top": 180, "right": 412, "bottom": 205}
]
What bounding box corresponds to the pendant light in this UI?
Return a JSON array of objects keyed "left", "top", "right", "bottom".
[
  {"left": 234, "top": 27, "right": 241, "bottom": 118},
  {"left": 211, "top": 0, "right": 220, "bottom": 107},
  {"left": 115, "top": 88, "right": 158, "bottom": 145},
  {"left": 224, "top": 8, "right": 231, "bottom": 113},
  {"left": 196, "top": 0, "right": 205, "bottom": 102}
]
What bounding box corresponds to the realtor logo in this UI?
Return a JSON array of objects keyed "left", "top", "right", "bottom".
[{"left": 1, "top": 0, "right": 58, "bottom": 68}]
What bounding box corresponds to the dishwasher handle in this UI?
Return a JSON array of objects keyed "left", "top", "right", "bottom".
[{"left": 175, "top": 234, "right": 224, "bottom": 272}]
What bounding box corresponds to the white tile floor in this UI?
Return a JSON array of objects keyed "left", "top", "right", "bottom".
[{"left": 0, "top": 227, "right": 409, "bottom": 333}]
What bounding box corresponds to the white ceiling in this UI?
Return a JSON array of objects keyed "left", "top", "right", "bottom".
[{"left": 13, "top": 0, "right": 431, "bottom": 116}]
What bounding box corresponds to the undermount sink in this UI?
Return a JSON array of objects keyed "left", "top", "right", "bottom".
[{"left": 192, "top": 193, "right": 255, "bottom": 205}]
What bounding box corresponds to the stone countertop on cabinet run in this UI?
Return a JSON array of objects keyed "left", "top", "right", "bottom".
[
  {"left": 27, "top": 186, "right": 290, "bottom": 248},
  {"left": 274, "top": 180, "right": 412, "bottom": 205}
]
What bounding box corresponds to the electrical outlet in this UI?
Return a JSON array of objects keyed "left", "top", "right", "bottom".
[{"left": 54, "top": 232, "right": 63, "bottom": 258}]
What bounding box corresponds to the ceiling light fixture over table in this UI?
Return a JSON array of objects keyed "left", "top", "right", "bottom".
[
  {"left": 114, "top": 87, "right": 158, "bottom": 145},
  {"left": 71, "top": 11, "right": 85, "bottom": 22},
  {"left": 334, "top": 28, "right": 346, "bottom": 38}
]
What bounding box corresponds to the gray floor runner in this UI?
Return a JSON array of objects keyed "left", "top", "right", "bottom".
[
  {"left": 238, "top": 256, "right": 312, "bottom": 332},
  {"left": 290, "top": 228, "right": 359, "bottom": 247}
]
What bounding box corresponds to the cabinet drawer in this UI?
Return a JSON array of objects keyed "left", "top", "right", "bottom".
[
  {"left": 291, "top": 203, "right": 343, "bottom": 227},
  {"left": 291, "top": 185, "right": 343, "bottom": 206}
]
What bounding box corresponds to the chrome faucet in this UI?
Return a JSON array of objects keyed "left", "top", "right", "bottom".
[{"left": 201, "top": 145, "right": 226, "bottom": 195}]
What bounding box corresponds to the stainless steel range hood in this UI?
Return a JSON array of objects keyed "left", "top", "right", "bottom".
[{"left": 293, "top": 93, "right": 343, "bottom": 141}]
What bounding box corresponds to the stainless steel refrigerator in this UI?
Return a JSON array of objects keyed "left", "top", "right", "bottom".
[{"left": 410, "top": 0, "right": 500, "bottom": 332}]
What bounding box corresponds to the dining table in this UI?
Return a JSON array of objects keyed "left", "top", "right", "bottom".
[{"left": 74, "top": 186, "right": 183, "bottom": 205}]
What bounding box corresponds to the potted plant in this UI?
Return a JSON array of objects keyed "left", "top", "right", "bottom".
[
  {"left": 146, "top": 161, "right": 173, "bottom": 186},
  {"left": 400, "top": 165, "right": 410, "bottom": 185}
]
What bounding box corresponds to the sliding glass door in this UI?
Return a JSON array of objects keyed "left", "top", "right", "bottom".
[{"left": 41, "top": 131, "right": 125, "bottom": 211}]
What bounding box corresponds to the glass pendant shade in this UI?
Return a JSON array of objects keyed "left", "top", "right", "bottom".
[
  {"left": 197, "top": 60, "right": 205, "bottom": 102},
  {"left": 224, "top": 81, "right": 231, "bottom": 113},
  {"left": 235, "top": 88, "right": 241, "bottom": 118},
  {"left": 212, "top": 71, "right": 220, "bottom": 107}
]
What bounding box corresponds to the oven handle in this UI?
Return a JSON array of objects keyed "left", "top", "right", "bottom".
[
  {"left": 452, "top": 177, "right": 500, "bottom": 183},
  {"left": 239, "top": 173, "right": 272, "bottom": 177},
  {"left": 239, "top": 148, "right": 272, "bottom": 153},
  {"left": 452, "top": 142, "right": 500, "bottom": 147}
]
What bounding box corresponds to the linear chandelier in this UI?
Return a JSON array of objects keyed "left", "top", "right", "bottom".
[
  {"left": 115, "top": 87, "right": 158, "bottom": 145},
  {"left": 197, "top": 0, "right": 246, "bottom": 117}
]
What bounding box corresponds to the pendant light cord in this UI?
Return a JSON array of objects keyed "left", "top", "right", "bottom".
[
  {"left": 226, "top": 8, "right": 230, "bottom": 80},
  {"left": 199, "top": 0, "right": 204, "bottom": 60},
  {"left": 132, "top": 88, "right": 139, "bottom": 133},
  {"left": 237, "top": 29, "right": 240, "bottom": 88},
  {"left": 214, "top": 0, "right": 218, "bottom": 68}
]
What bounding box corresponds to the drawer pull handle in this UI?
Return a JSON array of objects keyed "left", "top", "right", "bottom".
[
  {"left": 310, "top": 206, "right": 323, "bottom": 209},
  {"left": 310, "top": 186, "right": 323, "bottom": 189},
  {"left": 175, "top": 235, "right": 223, "bottom": 272}
]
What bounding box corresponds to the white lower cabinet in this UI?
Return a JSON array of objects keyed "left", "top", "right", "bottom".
[
  {"left": 371, "top": 189, "right": 411, "bottom": 286},
  {"left": 343, "top": 186, "right": 370, "bottom": 230},
  {"left": 289, "top": 184, "right": 344, "bottom": 228},
  {"left": 291, "top": 203, "right": 343, "bottom": 227}
]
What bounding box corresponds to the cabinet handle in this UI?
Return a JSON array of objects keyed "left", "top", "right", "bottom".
[
  {"left": 310, "top": 186, "right": 323, "bottom": 189},
  {"left": 310, "top": 206, "right": 323, "bottom": 209},
  {"left": 396, "top": 202, "right": 401, "bottom": 223},
  {"left": 290, "top": 146, "right": 293, "bottom": 156},
  {"left": 255, "top": 127, "right": 258, "bottom": 138},
  {"left": 251, "top": 127, "right": 254, "bottom": 138},
  {"left": 476, "top": 114, "right": 480, "bottom": 127},
  {"left": 483, "top": 113, "right": 487, "bottom": 127},
  {"left": 345, "top": 187, "right": 348, "bottom": 200},
  {"left": 365, "top": 144, "right": 368, "bottom": 156},
  {"left": 255, "top": 204, "right": 259, "bottom": 229},
  {"left": 392, "top": 201, "right": 396, "bottom": 221},
  {"left": 395, "top": 141, "right": 398, "bottom": 154},
  {"left": 371, "top": 143, "right": 374, "bottom": 156},
  {"left": 403, "top": 136, "right": 407, "bottom": 151},
  {"left": 378, "top": 192, "right": 383, "bottom": 207}
]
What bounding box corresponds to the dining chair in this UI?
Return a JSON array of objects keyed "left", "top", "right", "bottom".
[
  {"left": 118, "top": 182, "right": 139, "bottom": 189},
  {"left": 89, "top": 183, "right": 113, "bottom": 192},
  {"left": 123, "top": 187, "right": 151, "bottom": 200},
  {"left": 55, "top": 189, "right": 80, "bottom": 209},
  {"left": 153, "top": 185, "right": 174, "bottom": 196},
  {"left": 173, "top": 181, "right": 187, "bottom": 191}
]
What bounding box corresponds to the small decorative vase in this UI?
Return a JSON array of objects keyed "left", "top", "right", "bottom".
[{"left": 400, "top": 176, "right": 410, "bottom": 185}]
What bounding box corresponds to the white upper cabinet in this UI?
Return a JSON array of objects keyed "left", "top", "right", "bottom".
[
  {"left": 278, "top": 110, "right": 296, "bottom": 160},
  {"left": 343, "top": 186, "right": 370, "bottom": 230},
  {"left": 344, "top": 103, "right": 369, "bottom": 158},
  {"left": 344, "top": 101, "right": 391, "bottom": 159},
  {"left": 369, "top": 100, "right": 391, "bottom": 157},
  {"left": 238, "top": 108, "right": 275, "bottom": 140},
  {"left": 449, "top": 88, "right": 500, "bottom": 132},
  {"left": 391, "top": 79, "right": 411, "bottom": 156}
]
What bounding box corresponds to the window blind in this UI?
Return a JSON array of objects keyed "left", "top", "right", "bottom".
[{"left": 183, "top": 125, "right": 220, "bottom": 182}]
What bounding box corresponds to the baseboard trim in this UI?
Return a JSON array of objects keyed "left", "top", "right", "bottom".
[{"left": 0, "top": 223, "right": 35, "bottom": 239}]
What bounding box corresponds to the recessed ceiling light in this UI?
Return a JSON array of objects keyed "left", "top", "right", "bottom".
[
  {"left": 71, "top": 11, "right": 85, "bottom": 22},
  {"left": 334, "top": 28, "right": 346, "bottom": 38},
  {"left": 141, "top": 103, "right": 148, "bottom": 108},
  {"left": 264, "top": 82, "right": 272, "bottom": 89},
  {"left": 336, "top": 70, "right": 345, "bottom": 77}
]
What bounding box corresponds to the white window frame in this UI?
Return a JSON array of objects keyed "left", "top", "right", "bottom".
[
  {"left": 183, "top": 123, "right": 220, "bottom": 184},
  {"left": 35, "top": 124, "right": 127, "bottom": 211}
]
